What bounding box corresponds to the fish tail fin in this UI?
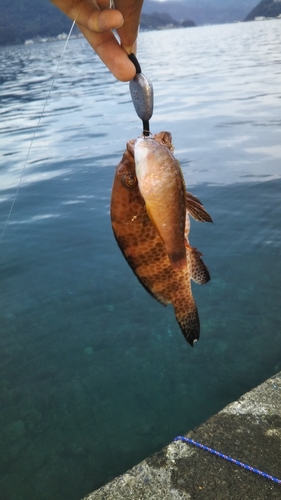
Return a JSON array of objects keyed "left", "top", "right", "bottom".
[{"left": 174, "top": 299, "right": 200, "bottom": 346}]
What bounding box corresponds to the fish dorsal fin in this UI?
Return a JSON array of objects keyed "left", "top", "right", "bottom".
[
  {"left": 186, "top": 192, "right": 213, "bottom": 223},
  {"left": 188, "top": 246, "right": 210, "bottom": 284}
]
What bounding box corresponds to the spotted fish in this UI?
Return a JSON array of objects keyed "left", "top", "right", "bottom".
[{"left": 110, "top": 132, "right": 212, "bottom": 346}]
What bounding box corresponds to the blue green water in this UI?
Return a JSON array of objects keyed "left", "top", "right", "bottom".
[{"left": 1, "top": 21, "right": 281, "bottom": 500}]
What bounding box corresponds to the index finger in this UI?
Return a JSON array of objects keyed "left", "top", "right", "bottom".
[
  {"left": 51, "top": 0, "right": 123, "bottom": 33},
  {"left": 78, "top": 24, "right": 137, "bottom": 81}
]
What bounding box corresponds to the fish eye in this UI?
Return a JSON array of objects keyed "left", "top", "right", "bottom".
[{"left": 121, "top": 173, "right": 137, "bottom": 188}]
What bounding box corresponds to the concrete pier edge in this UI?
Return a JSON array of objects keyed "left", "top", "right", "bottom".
[{"left": 83, "top": 372, "right": 281, "bottom": 499}]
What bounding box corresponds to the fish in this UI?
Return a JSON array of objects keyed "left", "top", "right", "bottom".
[
  {"left": 110, "top": 132, "right": 212, "bottom": 346},
  {"left": 134, "top": 132, "right": 187, "bottom": 270}
]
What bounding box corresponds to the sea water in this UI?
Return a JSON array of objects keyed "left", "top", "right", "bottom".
[{"left": 0, "top": 20, "right": 281, "bottom": 500}]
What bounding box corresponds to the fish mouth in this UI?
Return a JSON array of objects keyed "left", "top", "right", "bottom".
[
  {"left": 153, "top": 131, "right": 174, "bottom": 151},
  {"left": 128, "top": 132, "right": 174, "bottom": 158},
  {"left": 135, "top": 136, "right": 154, "bottom": 148}
]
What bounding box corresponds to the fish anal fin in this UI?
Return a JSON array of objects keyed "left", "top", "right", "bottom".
[
  {"left": 186, "top": 192, "right": 213, "bottom": 223},
  {"left": 189, "top": 247, "right": 210, "bottom": 284}
]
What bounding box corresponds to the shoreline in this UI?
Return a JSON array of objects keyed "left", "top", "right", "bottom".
[{"left": 83, "top": 372, "right": 281, "bottom": 499}]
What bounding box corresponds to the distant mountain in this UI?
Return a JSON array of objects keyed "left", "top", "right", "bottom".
[
  {"left": 0, "top": 0, "right": 260, "bottom": 47},
  {"left": 0, "top": 1, "right": 193, "bottom": 47},
  {"left": 0, "top": 0, "right": 194, "bottom": 46},
  {"left": 140, "top": 11, "right": 195, "bottom": 30},
  {"left": 142, "top": 0, "right": 258, "bottom": 25},
  {"left": 244, "top": 0, "right": 281, "bottom": 20},
  {"left": 0, "top": 0, "right": 73, "bottom": 46}
]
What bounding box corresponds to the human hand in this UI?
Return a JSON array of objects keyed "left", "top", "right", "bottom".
[{"left": 51, "top": 0, "right": 143, "bottom": 81}]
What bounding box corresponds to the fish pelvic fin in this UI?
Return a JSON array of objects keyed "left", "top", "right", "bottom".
[
  {"left": 186, "top": 192, "right": 213, "bottom": 223},
  {"left": 174, "top": 300, "right": 200, "bottom": 346},
  {"left": 188, "top": 246, "right": 211, "bottom": 284}
]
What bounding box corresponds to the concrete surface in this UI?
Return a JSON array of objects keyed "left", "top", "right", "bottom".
[{"left": 83, "top": 372, "right": 281, "bottom": 499}]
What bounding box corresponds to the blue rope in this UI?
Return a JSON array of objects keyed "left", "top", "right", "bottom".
[{"left": 173, "top": 436, "right": 281, "bottom": 485}]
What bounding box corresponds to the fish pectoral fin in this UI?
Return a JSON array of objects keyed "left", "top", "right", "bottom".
[
  {"left": 174, "top": 301, "right": 200, "bottom": 346},
  {"left": 186, "top": 192, "right": 213, "bottom": 223},
  {"left": 189, "top": 247, "right": 211, "bottom": 284}
]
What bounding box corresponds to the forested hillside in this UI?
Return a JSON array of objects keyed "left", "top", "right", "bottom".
[
  {"left": 245, "top": 0, "right": 281, "bottom": 20},
  {"left": 2, "top": 0, "right": 279, "bottom": 47},
  {"left": 0, "top": 0, "right": 194, "bottom": 46},
  {"left": 0, "top": 0, "right": 73, "bottom": 45}
]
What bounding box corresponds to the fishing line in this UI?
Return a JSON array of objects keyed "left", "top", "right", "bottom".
[{"left": 0, "top": 19, "right": 77, "bottom": 245}]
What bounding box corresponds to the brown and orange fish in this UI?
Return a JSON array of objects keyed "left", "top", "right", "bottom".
[{"left": 110, "top": 131, "right": 212, "bottom": 346}]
